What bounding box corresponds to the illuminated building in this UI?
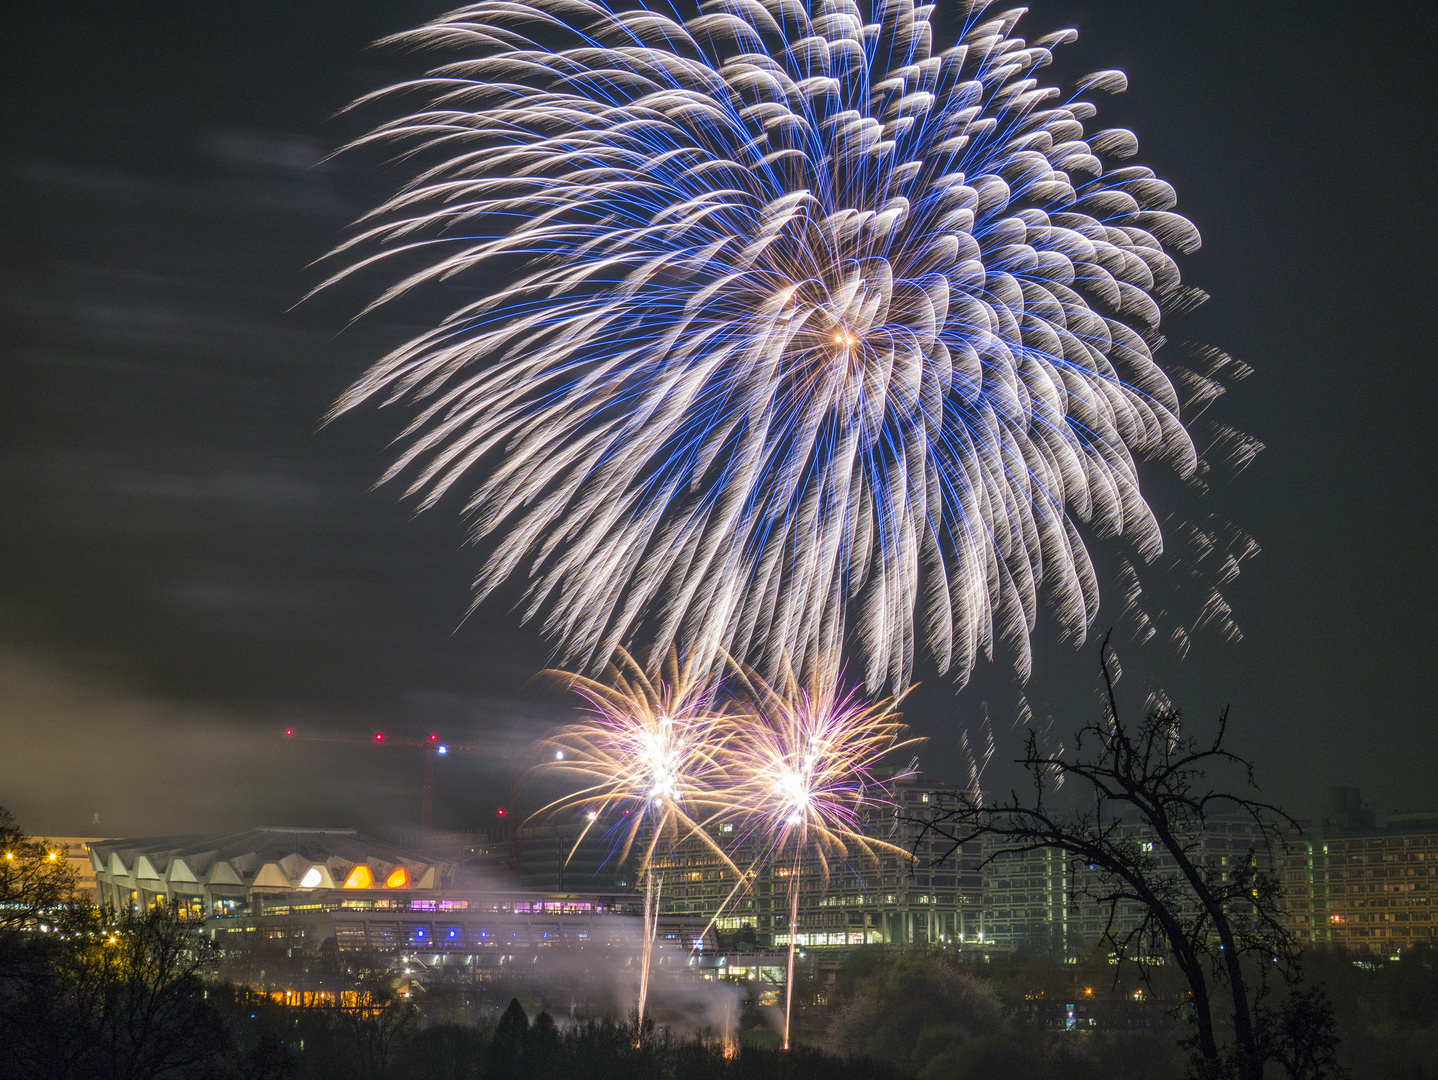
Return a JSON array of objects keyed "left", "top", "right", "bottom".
[
  {"left": 209, "top": 886, "right": 715, "bottom": 993},
  {"left": 983, "top": 816, "right": 1275, "bottom": 955},
  {"left": 1282, "top": 797, "right": 1438, "bottom": 953},
  {"left": 647, "top": 780, "right": 986, "bottom": 950},
  {"left": 88, "top": 826, "right": 716, "bottom": 997},
  {"left": 89, "top": 827, "right": 448, "bottom": 916},
  {"left": 34, "top": 836, "right": 105, "bottom": 902}
]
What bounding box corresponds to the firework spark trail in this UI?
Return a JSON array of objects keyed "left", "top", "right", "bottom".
[
  {"left": 326, "top": 0, "right": 1248, "bottom": 691},
  {"left": 638, "top": 868, "right": 660, "bottom": 1041},
  {"left": 715, "top": 660, "right": 922, "bottom": 1049},
  {"left": 533, "top": 646, "right": 740, "bottom": 1038},
  {"left": 535, "top": 647, "right": 734, "bottom": 865},
  {"left": 783, "top": 882, "right": 800, "bottom": 1049}
]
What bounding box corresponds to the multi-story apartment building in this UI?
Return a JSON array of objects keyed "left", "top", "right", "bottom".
[
  {"left": 1282, "top": 812, "right": 1438, "bottom": 953},
  {"left": 984, "top": 843, "right": 1069, "bottom": 952},
  {"left": 983, "top": 815, "right": 1276, "bottom": 955}
]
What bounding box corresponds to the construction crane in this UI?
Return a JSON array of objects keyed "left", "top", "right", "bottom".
[{"left": 281, "top": 729, "right": 521, "bottom": 870}]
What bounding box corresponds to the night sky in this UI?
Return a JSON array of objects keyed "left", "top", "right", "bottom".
[{"left": 2, "top": 0, "right": 1435, "bottom": 839}]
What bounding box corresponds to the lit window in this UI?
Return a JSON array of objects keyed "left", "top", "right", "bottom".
[
  {"left": 300, "top": 867, "right": 323, "bottom": 888},
  {"left": 385, "top": 867, "right": 410, "bottom": 889},
  {"left": 343, "top": 865, "right": 375, "bottom": 889}
]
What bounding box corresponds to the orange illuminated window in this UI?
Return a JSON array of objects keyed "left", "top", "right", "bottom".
[
  {"left": 343, "top": 865, "right": 375, "bottom": 889},
  {"left": 384, "top": 867, "right": 409, "bottom": 889}
]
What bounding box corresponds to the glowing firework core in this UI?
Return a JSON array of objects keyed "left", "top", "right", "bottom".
[
  {"left": 641, "top": 720, "right": 682, "bottom": 803},
  {"left": 776, "top": 769, "right": 811, "bottom": 825}
]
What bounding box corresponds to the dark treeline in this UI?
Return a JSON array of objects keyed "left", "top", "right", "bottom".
[
  {"left": 218, "top": 992, "right": 909, "bottom": 1080},
  {"left": 2, "top": 909, "right": 912, "bottom": 1080},
  {"left": 10, "top": 912, "right": 1438, "bottom": 1079},
  {"left": 811, "top": 945, "right": 1438, "bottom": 1079}
]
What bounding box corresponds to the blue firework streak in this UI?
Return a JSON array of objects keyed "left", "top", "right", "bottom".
[{"left": 326, "top": 0, "right": 1228, "bottom": 689}]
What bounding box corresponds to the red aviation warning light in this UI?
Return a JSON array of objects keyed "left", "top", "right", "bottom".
[{"left": 281, "top": 726, "right": 514, "bottom": 868}]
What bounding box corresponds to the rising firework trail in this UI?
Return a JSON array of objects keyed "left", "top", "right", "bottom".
[
  {"left": 533, "top": 646, "right": 739, "bottom": 1038},
  {"left": 326, "top": 0, "right": 1248, "bottom": 691},
  {"left": 718, "top": 660, "right": 920, "bottom": 1048}
]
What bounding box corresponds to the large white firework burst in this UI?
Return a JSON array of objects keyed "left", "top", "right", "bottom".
[{"left": 327, "top": 0, "right": 1244, "bottom": 689}]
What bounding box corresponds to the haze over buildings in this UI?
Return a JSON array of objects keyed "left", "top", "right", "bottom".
[{"left": 57, "top": 778, "right": 1438, "bottom": 1009}]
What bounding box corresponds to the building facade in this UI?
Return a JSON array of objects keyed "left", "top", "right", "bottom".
[
  {"left": 1282, "top": 816, "right": 1438, "bottom": 953},
  {"left": 516, "top": 820, "right": 637, "bottom": 894},
  {"left": 645, "top": 780, "right": 988, "bottom": 951},
  {"left": 982, "top": 815, "right": 1276, "bottom": 955},
  {"left": 89, "top": 827, "right": 450, "bottom": 916},
  {"left": 88, "top": 826, "right": 715, "bottom": 966},
  {"left": 983, "top": 843, "right": 1068, "bottom": 952},
  {"left": 86, "top": 795, "right": 1343, "bottom": 974}
]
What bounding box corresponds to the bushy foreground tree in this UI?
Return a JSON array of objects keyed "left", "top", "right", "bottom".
[
  {"left": 0, "top": 808, "right": 88, "bottom": 933},
  {"left": 820, "top": 949, "right": 1192, "bottom": 1080},
  {"left": 0, "top": 899, "right": 233, "bottom": 1079}
]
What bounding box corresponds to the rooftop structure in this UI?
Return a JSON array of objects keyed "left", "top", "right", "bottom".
[{"left": 89, "top": 827, "right": 452, "bottom": 916}]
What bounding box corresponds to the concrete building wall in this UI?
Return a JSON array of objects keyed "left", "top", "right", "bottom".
[
  {"left": 984, "top": 843, "right": 1068, "bottom": 952},
  {"left": 982, "top": 816, "right": 1275, "bottom": 955},
  {"left": 1283, "top": 825, "right": 1438, "bottom": 952}
]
